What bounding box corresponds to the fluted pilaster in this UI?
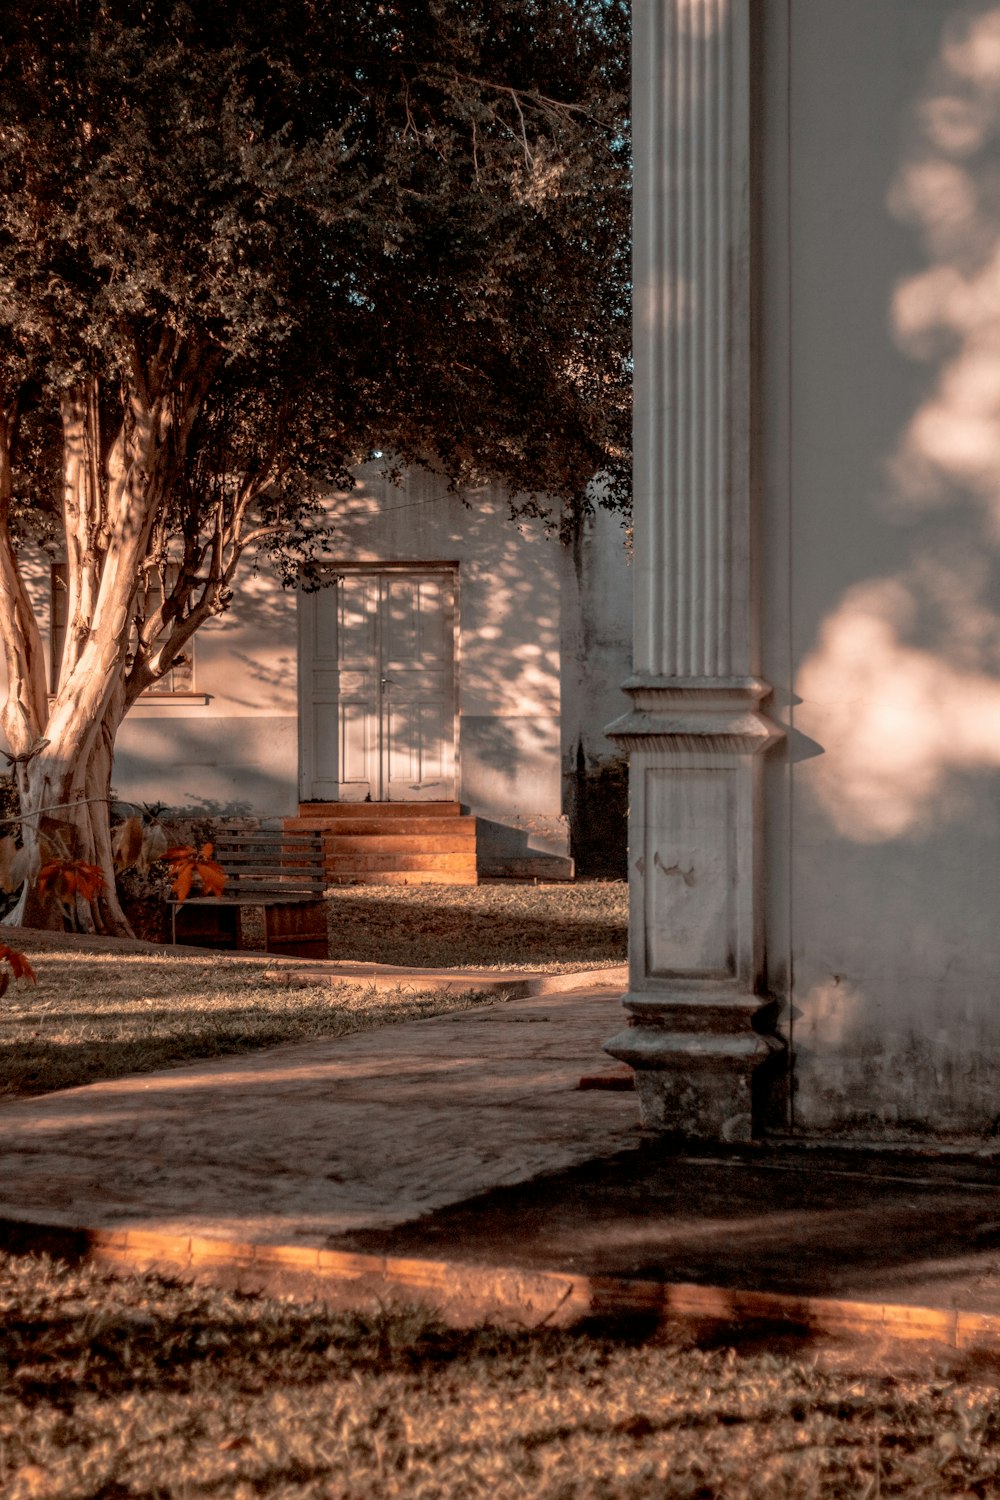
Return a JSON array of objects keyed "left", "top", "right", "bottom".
[
  {"left": 608, "top": 0, "right": 783, "bottom": 1140},
  {"left": 633, "top": 0, "right": 751, "bottom": 679}
]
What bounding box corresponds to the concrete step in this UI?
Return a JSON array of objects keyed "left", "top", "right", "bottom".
[
  {"left": 296, "top": 801, "right": 463, "bottom": 819},
  {"left": 326, "top": 869, "right": 479, "bottom": 886},
  {"left": 289, "top": 817, "right": 477, "bottom": 839},
  {"left": 288, "top": 803, "right": 479, "bottom": 885},
  {"left": 324, "top": 852, "right": 478, "bottom": 874},
  {"left": 318, "top": 834, "right": 476, "bottom": 854}
]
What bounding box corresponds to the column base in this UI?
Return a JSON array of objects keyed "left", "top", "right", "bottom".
[{"left": 605, "top": 1006, "right": 784, "bottom": 1140}]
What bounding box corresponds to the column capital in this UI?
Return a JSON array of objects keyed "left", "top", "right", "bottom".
[{"left": 607, "top": 677, "right": 784, "bottom": 755}]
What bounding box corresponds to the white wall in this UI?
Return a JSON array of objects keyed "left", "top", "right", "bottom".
[
  {"left": 8, "top": 477, "right": 631, "bottom": 875},
  {"left": 560, "top": 504, "right": 634, "bottom": 771},
  {"left": 761, "top": 0, "right": 1000, "bottom": 1136},
  {"left": 117, "top": 568, "right": 300, "bottom": 814},
  {"left": 106, "top": 464, "right": 632, "bottom": 869},
  {"left": 316, "top": 464, "right": 567, "bottom": 864}
]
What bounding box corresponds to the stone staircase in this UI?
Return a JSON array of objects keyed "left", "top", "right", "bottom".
[{"left": 284, "top": 802, "right": 478, "bottom": 886}]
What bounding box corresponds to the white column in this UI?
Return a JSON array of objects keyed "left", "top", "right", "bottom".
[{"left": 607, "top": 0, "right": 783, "bottom": 1138}]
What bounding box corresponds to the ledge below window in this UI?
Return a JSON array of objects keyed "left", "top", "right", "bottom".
[
  {"left": 143, "top": 691, "right": 212, "bottom": 702},
  {"left": 48, "top": 693, "right": 213, "bottom": 707},
  {"left": 135, "top": 692, "right": 213, "bottom": 707}
]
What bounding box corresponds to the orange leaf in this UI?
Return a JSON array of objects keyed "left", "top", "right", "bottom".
[
  {"left": 164, "top": 844, "right": 225, "bottom": 902},
  {"left": 0, "top": 944, "right": 36, "bottom": 983},
  {"left": 164, "top": 845, "right": 196, "bottom": 899},
  {"left": 197, "top": 859, "right": 227, "bottom": 898},
  {"left": 36, "top": 858, "right": 105, "bottom": 905},
  {"left": 73, "top": 862, "right": 106, "bottom": 902}
]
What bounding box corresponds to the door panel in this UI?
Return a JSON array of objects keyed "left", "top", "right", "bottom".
[
  {"left": 300, "top": 568, "right": 456, "bottom": 802},
  {"left": 382, "top": 573, "right": 456, "bottom": 801},
  {"left": 334, "top": 573, "right": 380, "bottom": 800},
  {"left": 301, "top": 585, "right": 344, "bottom": 800}
]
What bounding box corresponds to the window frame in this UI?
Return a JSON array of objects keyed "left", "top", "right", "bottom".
[{"left": 49, "top": 562, "right": 198, "bottom": 698}]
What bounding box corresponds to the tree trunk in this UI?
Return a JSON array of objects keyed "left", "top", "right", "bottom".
[
  {"left": 11, "top": 704, "right": 132, "bottom": 936},
  {"left": 1, "top": 346, "right": 216, "bottom": 936}
]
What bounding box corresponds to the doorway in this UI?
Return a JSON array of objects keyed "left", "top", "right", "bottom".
[{"left": 299, "top": 566, "right": 458, "bottom": 802}]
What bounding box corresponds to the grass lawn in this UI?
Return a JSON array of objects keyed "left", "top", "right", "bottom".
[
  {"left": 3, "top": 1253, "right": 999, "bottom": 1500},
  {"left": 323, "top": 880, "right": 628, "bottom": 970},
  {"left": 0, "top": 940, "right": 499, "bottom": 1101},
  {"left": 0, "top": 880, "right": 627, "bottom": 1100},
  {"left": 1, "top": 892, "right": 993, "bottom": 1497}
]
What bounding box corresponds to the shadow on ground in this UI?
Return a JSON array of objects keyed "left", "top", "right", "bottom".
[{"left": 330, "top": 1141, "right": 1000, "bottom": 1316}]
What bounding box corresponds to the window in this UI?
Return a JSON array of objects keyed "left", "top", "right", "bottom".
[{"left": 50, "top": 564, "right": 195, "bottom": 695}]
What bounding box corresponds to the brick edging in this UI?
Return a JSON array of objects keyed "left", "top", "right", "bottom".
[{"left": 1, "top": 1215, "right": 996, "bottom": 1351}]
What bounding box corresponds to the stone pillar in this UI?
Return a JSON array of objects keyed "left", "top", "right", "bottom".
[{"left": 606, "top": 0, "right": 784, "bottom": 1139}]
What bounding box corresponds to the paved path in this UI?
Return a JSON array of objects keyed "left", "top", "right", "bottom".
[
  {"left": 8, "top": 969, "right": 1000, "bottom": 1353},
  {"left": 0, "top": 982, "right": 638, "bottom": 1246}
]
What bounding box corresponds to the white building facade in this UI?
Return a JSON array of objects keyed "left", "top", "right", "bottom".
[
  {"left": 615, "top": 0, "right": 1000, "bottom": 1140},
  {"left": 98, "top": 467, "right": 632, "bottom": 879}
]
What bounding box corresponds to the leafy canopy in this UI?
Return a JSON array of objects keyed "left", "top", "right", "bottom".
[{"left": 0, "top": 0, "right": 631, "bottom": 561}]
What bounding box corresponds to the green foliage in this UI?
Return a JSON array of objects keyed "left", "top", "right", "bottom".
[{"left": 0, "top": 0, "right": 631, "bottom": 558}]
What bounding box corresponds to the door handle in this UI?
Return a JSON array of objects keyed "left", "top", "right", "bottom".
[{"left": 380, "top": 677, "right": 390, "bottom": 688}]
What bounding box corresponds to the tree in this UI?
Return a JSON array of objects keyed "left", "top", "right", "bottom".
[{"left": 0, "top": 0, "right": 630, "bottom": 933}]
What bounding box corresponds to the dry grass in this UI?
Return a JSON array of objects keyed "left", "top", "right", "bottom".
[
  {"left": 324, "top": 880, "right": 628, "bottom": 970},
  {"left": 0, "top": 940, "right": 498, "bottom": 1101},
  {"left": 3, "top": 1252, "right": 1000, "bottom": 1499},
  {"left": 0, "top": 879, "right": 627, "bottom": 1099}
]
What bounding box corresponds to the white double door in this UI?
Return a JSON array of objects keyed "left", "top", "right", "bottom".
[{"left": 300, "top": 567, "right": 457, "bottom": 802}]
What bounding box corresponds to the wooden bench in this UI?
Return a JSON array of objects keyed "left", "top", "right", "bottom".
[{"left": 169, "top": 826, "right": 329, "bottom": 959}]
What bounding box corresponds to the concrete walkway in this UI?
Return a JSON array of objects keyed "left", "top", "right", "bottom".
[
  {"left": 7, "top": 965, "right": 1000, "bottom": 1357},
  {"left": 0, "top": 979, "right": 638, "bottom": 1245}
]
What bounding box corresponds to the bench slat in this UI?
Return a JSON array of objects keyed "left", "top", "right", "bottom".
[
  {"left": 212, "top": 845, "right": 322, "bottom": 856},
  {"left": 174, "top": 894, "right": 324, "bottom": 906},
  {"left": 212, "top": 857, "right": 324, "bottom": 870},
  {"left": 209, "top": 834, "right": 320, "bottom": 846},
  {"left": 220, "top": 876, "right": 326, "bottom": 888},
  {"left": 212, "top": 834, "right": 322, "bottom": 846}
]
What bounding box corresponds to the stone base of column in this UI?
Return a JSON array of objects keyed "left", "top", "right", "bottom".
[
  {"left": 605, "top": 997, "right": 785, "bottom": 1140},
  {"left": 606, "top": 677, "right": 786, "bottom": 1141}
]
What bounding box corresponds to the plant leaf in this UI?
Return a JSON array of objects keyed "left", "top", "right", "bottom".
[
  {"left": 112, "top": 817, "right": 144, "bottom": 871},
  {"left": 0, "top": 943, "right": 36, "bottom": 983},
  {"left": 196, "top": 859, "right": 227, "bottom": 898},
  {"left": 10, "top": 845, "right": 36, "bottom": 889},
  {"left": 164, "top": 843, "right": 226, "bottom": 902},
  {"left": 72, "top": 862, "right": 106, "bottom": 902},
  {"left": 138, "top": 822, "right": 169, "bottom": 873},
  {"left": 37, "top": 858, "right": 106, "bottom": 904}
]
